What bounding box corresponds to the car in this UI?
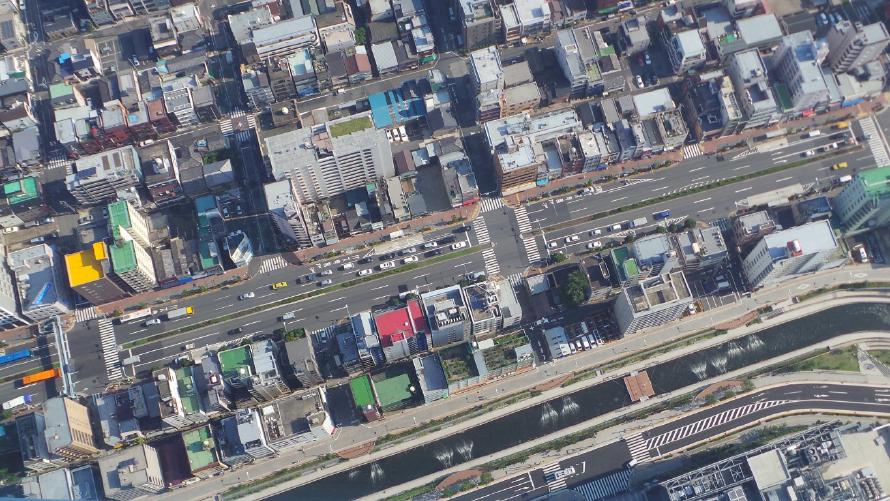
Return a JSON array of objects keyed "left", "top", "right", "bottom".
[
  {"left": 228, "top": 327, "right": 244, "bottom": 335},
  {"left": 828, "top": 142, "right": 838, "bottom": 149},
  {"left": 358, "top": 268, "right": 374, "bottom": 276},
  {"left": 587, "top": 241, "right": 603, "bottom": 249},
  {"left": 439, "top": 236, "right": 455, "bottom": 244},
  {"left": 403, "top": 255, "right": 419, "bottom": 264},
  {"left": 635, "top": 75, "right": 644, "bottom": 88},
  {"left": 143, "top": 318, "right": 162, "bottom": 327},
  {"left": 831, "top": 162, "right": 849, "bottom": 170},
  {"left": 565, "top": 235, "right": 580, "bottom": 243},
  {"left": 548, "top": 241, "right": 559, "bottom": 248},
  {"left": 454, "top": 226, "right": 470, "bottom": 233},
  {"left": 319, "top": 279, "right": 333, "bottom": 286},
  {"left": 271, "top": 281, "right": 288, "bottom": 290},
  {"left": 358, "top": 257, "right": 373, "bottom": 264},
  {"left": 590, "top": 229, "right": 602, "bottom": 236},
  {"left": 342, "top": 262, "right": 355, "bottom": 270},
  {"left": 321, "top": 269, "right": 333, "bottom": 276},
  {"left": 425, "top": 249, "right": 443, "bottom": 257},
  {"left": 3, "top": 226, "right": 19, "bottom": 233},
  {"left": 647, "top": 73, "right": 658, "bottom": 86},
  {"left": 239, "top": 292, "right": 255, "bottom": 300},
  {"left": 611, "top": 223, "right": 622, "bottom": 232},
  {"left": 423, "top": 242, "right": 438, "bottom": 249},
  {"left": 29, "top": 237, "right": 45, "bottom": 244},
  {"left": 452, "top": 241, "right": 468, "bottom": 250},
  {"left": 803, "top": 150, "right": 815, "bottom": 157},
  {"left": 379, "top": 252, "right": 396, "bottom": 261},
  {"left": 400, "top": 247, "right": 417, "bottom": 255},
  {"left": 380, "top": 261, "right": 396, "bottom": 269}
]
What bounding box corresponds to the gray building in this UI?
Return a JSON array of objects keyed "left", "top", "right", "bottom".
[
  {"left": 16, "top": 412, "right": 61, "bottom": 472},
  {"left": 728, "top": 49, "right": 781, "bottom": 129},
  {"left": 284, "top": 335, "right": 323, "bottom": 387},
  {"left": 21, "top": 465, "right": 99, "bottom": 500},
  {"left": 264, "top": 113, "right": 394, "bottom": 202},
  {"left": 667, "top": 30, "right": 707, "bottom": 75},
  {"left": 827, "top": 21, "right": 890, "bottom": 73},
  {"left": 459, "top": 0, "right": 500, "bottom": 50},
  {"left": 421, "top": 285, "right": 471, "bottom": 348},
  {"left": 336, "top": 311, "right": 383, "bottom": 374},
  {"left": 741, "top": 220, "right": 841, "bottom": 289},
  {"left": 259, "top": 389, "right": 333, "bottom": 451},
  {"left": 97, "top": 444, "right": 165, "bottom": 500},
  {"left": 773, "top": 31, "right": 829, "bottom": 113},
  {"left": 67, "top": 146, "right": 142, "bottom": 206},
  {"left": 413, "top": 354, "right": 449, "bottom": 404},
  {"left": 620, "top": 16, "right": 650, "bottom": 55},
  {"left": 7, "top": 244, "right": 73, "bottom": 322},
  {"left": 676, "top": 226, "right": 728, "bottom": 271},
  {"left": 555, "top": 26, "right": 600, "bottom": 99},
  {"left": 614, "top": 271, "right": 693, "bottom": 336},
  {"left": 462, "top": 279, "right": 522, "bottom": 339},
  {"left": 733, "top": 210, "right": 777, "bottom": 249}
]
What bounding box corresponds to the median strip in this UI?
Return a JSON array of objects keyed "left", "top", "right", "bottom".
[
  {"left": 536, "top": 146, "right": 861, "bottom": 235},
  {"left": 121, "top": 246, "right": 481, "bottom": 350}
]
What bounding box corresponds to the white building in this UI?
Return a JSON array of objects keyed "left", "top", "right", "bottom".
[
  {"left": 727, "top": 49, "right": 781, "bottom": 129},
  {"left": 67, "top": 146, "right": 142, "bottom": 206},
  {"left": 462, "top": 279, "right": 522, "bottom": 338},
  {"left": 741, "top": 220, "right": 841, "bottom": 289},
  {"left": 264, "top": 113, "right": 395, "bottom": 202},
  {"left": 251, "top": 16, "right": 319, "bottom": 59},
  {"left": 668, "top": 30, "right": 707, "bottom": 75},
  {"left": 224, "top": 231, "right": 253, "bottom": 268},
  {"left": 420, "top": 285, "right": 470, "bottom": 348},
  {"left": 614, "top": 271, "right": 693, "bottom": 336},
  {"left": 773, "top": 32, "right": 829, "bottom": 113},
  {"left": 7, "top": 244, "right": 73, "bottom": 322},
  {"left": 469, "top": 46, "right": 503, "bottom": 92},
  {"left": 827, "top": 21, "right": 890, "bottom": 73},
  {"left": 832, "top": 166, "right": 890, "bottom": 235}
]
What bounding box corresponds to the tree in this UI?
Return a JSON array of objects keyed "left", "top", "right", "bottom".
[
  {"left": 560, "top": 270, "right": 589, "bottom": 307},
  {"left": 684, "top": 217, "right": 697, "bottom": 229},
  {"left": 656, "top": 225, "right": 668, "bottom": 234},
  {"left": 355, "top": 27, "right": 367, "bottom": 45},
  {"left": 284, "top": 328, "right": 306, "bottom": 342},
  {"left": 551, "top": 252, "right": 567, "bottom": 264}
]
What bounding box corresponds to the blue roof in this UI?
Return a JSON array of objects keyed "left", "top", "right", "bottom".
[{"left": 369, "top": 89, "right": 426, "bottom": 129}]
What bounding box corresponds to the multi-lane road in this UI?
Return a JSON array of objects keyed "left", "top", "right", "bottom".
[{"left": 456, "top": 383, "right": 890, "bottom": 501}]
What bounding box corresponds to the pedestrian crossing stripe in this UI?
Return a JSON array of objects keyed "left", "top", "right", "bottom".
[
  {"left": 571, "top": 470, "right": 631, "bottom": 501},
  {"left": 624, "top": 434, "right": 651, "bottom": 463},
  {"left": 506, "top": 273, "right": 523, "bottom": 289},
  {"left": 74, "top": 307, "right": 100, "bottom": 324},
  {"left": 480, "top": 197, "right": 505, "bottom": 213},
  {"left": 473, "top": 218, "right": 491, "bottom": 246},
  {"left": 482, "top": 248, "right": 500, "bottom": 277},
  {"left": 683, "top": 143, "right": 703, "bottom": 159},
  {"left": 542, "top": 462, "right": 561, "bottom": 473},
  {"left": 259, "top": 256, "right": 288, "bottom": 274},
  {"left": 98, "top": 319, "right": 123, "bottom": 381},
  {"left": 859, "top": 116, "right": 890, "bottom": 166}
]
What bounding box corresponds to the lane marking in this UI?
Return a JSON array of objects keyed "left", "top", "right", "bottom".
[
  {"left": 611, "top": 197, "right": 627, "bottom": 203},
  {"left": 775, "top": 176, "right": 793, "bottom": 183},
  {"left": 693, "top": 197, "right": 712, "bottom": 204},
  {"left": 689, "top": 166, "right": 706, "bottom": 172},
  {"left": 732, "top": 164, "right": 752, "bottom": 171},
  {"left": 735, "top": 187, "right": 752, "bottom": 193}
]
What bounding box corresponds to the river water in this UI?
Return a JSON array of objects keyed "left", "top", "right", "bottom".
[{"left": 277, "top": 303, "right": 890, "bottom": 500}]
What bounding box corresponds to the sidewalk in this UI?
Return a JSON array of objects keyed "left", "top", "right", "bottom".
[{"left": 159, "top": 265, "right": 889, "bottom": 501}]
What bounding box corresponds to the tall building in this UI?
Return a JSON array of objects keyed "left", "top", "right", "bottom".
[
  {"left": 420, "top": 285, "right": 471, "bottom": 347},
  {"left": 43, "top": 397, "right": 99, "bottom": 462},
  {"left": 336, "top": 312, "right": 384, "bottom": 374},
  {"left": 555, "top": 26, "right": 600, "bottom": 99},
  {"left": 264, "top": 113, "right": 395, "bottom": 202},
  {"left": 373, "top": 299, "right": 429, "bottom": 362},
  {"left": 97, "top": 444, "right": 166, "bottom": 500},
  {"left": 732, "top": 210, "right": 777, "bottom": 249},
  {"left": 284, "top": 335, "right": 323, "bottom": 387},
  {"left": 832, "top": 167, "right": 890, "bottom": 235},
  {"left": 64, "top": 242, "right": 130, "bottom": 306},
  {"left": 458, "top": 0, "right": 500, "bottom": 50},
  {"left": 773, "top": 32, "right": 829, "bottom": 113},
  {"left": 614, "top": 271, "right": 693, "bottom": 336},
  {"left": 153, "top": 366, "right": 208, "bottom": 429},
  {"left": 741, "top": 220, "right": 840, "bottom": 289},
  {"left": 107, "top": 200, "right": 156, "bottom": 293},
  {"left": 0, "top": 252, "right": 25, "bottom": 328},
  {"left": 7, "top": 244, "right": 73, "bottom": 322},
  {"left": 66, "top": 147, "right": 142, "bottom": 206},
  {"left": 826, "top": 21, "right": 890, "bottom": 73},
  {"left": 728, "top": 49, "right": 781, "bottom": 129},
  {"left": 16, "top": 412, "right": 62, "bottom": 472},
  {"left": 107, "top": 200, "right": 151, "bottom": 248}
]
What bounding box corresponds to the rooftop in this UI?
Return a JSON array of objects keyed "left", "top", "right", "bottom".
[
  {"left": 349, "top": 375, "right": 375, "bottom": 408},
  {"left": 3, "top": 177, "right": 39, "bottom": 205},
  {"left": 633, "top": 87, "right": 676, "bottom": 118},
  {"left": 736, "top": 14, "right": 782, "bottom": 46},
  {"left": 182, "top": 426, "right": 218, "bottom": 473},
  {"left": 470, "top": 46, "right": 502, "bottom": 88},
  {"left": 856, "top": 166, "right": 890, "bottom": 196},
  {"left": 328, "top": 115, "right": 373, "bottom": 138},
  {"left": 675, "top": 29, "right": 706, "bottom": 58},
  {"left": 762, "top": 220, "right": 837, "bottom": 260},
  {"left": 65, "top": 242, "right": 108, "bottom": 287},
  {"left": 218, "top": 346, "right": 253, "bottom": 381},
  {"left": 175, "top": 367, "right": 201, "bottom": 414},
  {"left": 373, "top": 372, "right": 413, "bottom": 409},
  {"left": 108, "top": 240, "right": 138, "bottom": 274},
  {"left": 625, "top": 271, "right": 691, "bottom": 314}
]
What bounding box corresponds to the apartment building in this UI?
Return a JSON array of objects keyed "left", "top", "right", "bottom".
[
  {"left": 264, "top": 113, "right": 395, "bottom": 202},
  {"left": 67, "top": 146, "right": 142, "bottom": 206},
  {"left": 832, "top": 166, "right": 890, "bottom": 235},
  {"left": 462, "top": 279, "right": 522, "bottom": 338},
  {"left": 741, "top": 220, "right": 840, "bottom": 289},
  {"left": 459, "top": 0, "right": 500, "bottom": 50},
  {"left": 421, "top": 285, "right": 471, "bottom": 347},
  {"left": 827, "top": 21, "right": 890, "bottom": 73},
  {"left": 614, "top": 271, "right": 693, "bottom": 336},
  {"left": 153, "top": 366, "right": 208, "bottom": 429},
  {"left": 773, "top": 31, "right": 829, "bottom": 113},
  {"left": 284, "top": 334, "right": 323, "bottom": 387},
  {"left": 667, "top": 30, "right": 707, "bottom": 75},
  {"left": 727, "top": 49, "right": 781, "bottom": 129}
]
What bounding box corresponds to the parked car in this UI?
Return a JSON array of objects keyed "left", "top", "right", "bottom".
[
  {"left": 403, "top": 255, "right": 419, "bottom": 264},
  {"left": 635, "top": 75, "right": 644, "bottom": 88},
  {"left": 358, "top": 268, "right": 373, "bottom": 276},
  {"left": 452, "top": 241, "right": 468, "bottom": 250}
]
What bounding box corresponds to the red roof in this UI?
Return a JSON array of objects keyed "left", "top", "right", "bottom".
[{"left": 374, "top": 300, "right": 428, "bottom": 347}]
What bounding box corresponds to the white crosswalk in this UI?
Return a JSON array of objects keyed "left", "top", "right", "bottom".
[
  {"left": 482, "top": 248, "right": 500, "bottom": 277},
  {"left": 473, "top": 218, "right": 490, "bottom": 245},
  {"left": 259, "top": 255, "right": 289, "bottom": 274},
  {"left": 642, "top": 400, "right": 788, "bottom": 452},
  {"left": 98, "top": 319, "right": 123, "bottom": 381},
  {"left": 44, "top": 152, "right": 73, "bottom": 175},
  {"left": 542, "top": 462, "right": 567, "bottom": 492},
  {"left": 522, "top": 235, "right": 541, "bottom": 263},
  {"left": 514, "top": 205, "right": 532, "bottom": 234},
  {"left": 683, "top": 143, "right": 703, "bottom": 159},
  {"left": 479, "top": 197, "right": 505, "bottom": 213},
  {"left": 74, "top": 307, "right": 99, "bottom": 324},
  {"left": 513, "top": 206, "right": 542, "bottom": 262},
  {"left": 571, "top": 470, "right": 631, "bottom": 500},
  {"left": 219, "top": 118, "right": 234, "bottom": 134},
  {"left": 858, "top": 116, "right": 890, "bottom": 167},
  {"left": 506, "top": 273, "right": 524, "bottom": 289},
  {"left": 624, "top": 434, "right": 652, "bottom": 464}
]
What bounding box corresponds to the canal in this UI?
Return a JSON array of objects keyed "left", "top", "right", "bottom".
[{"left": 278, "top": 302, "right": 890, "bottom": 500}]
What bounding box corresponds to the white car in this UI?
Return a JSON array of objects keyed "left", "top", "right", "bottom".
[
  {"left": 402, "top": 255, "right": 419, "bottom": 264},
  {"left": 380, "top": 261, "right": 396, "bottom": 269},
  {"left": 565, "top": 235, "right": 580, "bottom": 243},
  {"left": 358, "top": 268, "right": 373, "bottom": 276},
  {"left": 400, "top": 247, "right": 417, "bottom": 255},
  {"left": 590, "top": 229, "right": 602, "bottom": 236},
  {"left": 803, "top": 150, "right": 815, "bottom": 157},
  {"left": 321, "top": 269, "right": 333, "bottom": 276},
  {"left": 143, "top": 319, "right": 162, "bottom": 327},
  {"left": 239, "top": 292, "right": 255, "bottom": 300},
  {"left": 342, "top": 262, "right": 355, "bottom": 270},
  {"left": 587, "top": 241, "right": 602, "bottom": 249},
  {"left": 452, "top": 241, "right": 468, "bottom": 250},
  {"left": 548, "top": 241, "right": 558, "bottom": 248},
  {"left": 635, "top": 75, "right": 645, "bottom": 88},
  {"left": 423, "top": 242, "right": 438, "bottom": 249}
]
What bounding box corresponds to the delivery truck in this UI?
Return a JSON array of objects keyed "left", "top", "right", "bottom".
[
  {"left": 164, "top": 306, "right": 194, "bottom": 320},
  {"left": 2, "top": 394, "right": 31, "bottom": 410},
  {"left": 631, "top": 217, "right": 648, "bottom": 228}
]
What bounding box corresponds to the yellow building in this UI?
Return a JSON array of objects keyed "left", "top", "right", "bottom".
[{"left": 64, "top": 242, "right": 129, "bottom": 306}]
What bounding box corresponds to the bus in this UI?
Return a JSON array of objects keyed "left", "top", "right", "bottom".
[
  {"left": 116, "top": 307, "right": 154, "bottom": 324},
  {"left": 0, "top": 349, "right": 30, "bottom": 366},
  {"left": 21, "top": 368, "right": 60, "bottom": 386}
]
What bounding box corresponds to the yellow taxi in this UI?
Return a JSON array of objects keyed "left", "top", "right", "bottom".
[
  {"left": 831, "top": 162, "right": 848, "bottom": 171},
  {"left": 271, "top": 281, "right": 288, "bottom": 290}
]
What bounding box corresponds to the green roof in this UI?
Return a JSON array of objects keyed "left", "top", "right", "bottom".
[
  {"left": 328, "top": 116, "right": 372, "bottom": 138},
  {"left": 373, "top": 374, "right": 412, "bottom": 409},
  {"left": 49, "top": 83, "right": 73, "bottom": 99},
  {"left": 107, "top": 200, "right": 131, "bottom": 240},
  {"left": 349, "top": 375, "right": 375, "bottom": 408},
  {"left": 857, "top": 166, "right": 890, "bottom": 196},
  {"left": 182, "top": 426, "right": 218, "bottom": 473},
  {"left": 218, "top": 346, "right": 252, "bottom": 381},
  {"left": 198, "top": 240, "right": 220, "bottom": 271},
  {"left": 3, "top": 177, "right": 39, "bottom": 205},
  {"left": 611, "top": 246, "right": 638, "bottom": 282},
  {"left": 108, "top": 240, "right": 137, "bottom": 274},
  {"left": 175, "top": 367, "right": 201, "bottom": 414},
  {"left": 599, "top": 45, "right": 616, "bottom": 56}
]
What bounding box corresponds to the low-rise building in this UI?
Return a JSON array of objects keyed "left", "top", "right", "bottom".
[
  {"left": 421, "top": 285, "right": 471, "bottom": 347},
  {"left": 676, "top": 226, "right": 728, "bottom": 271},
  {"left": 21, "top": 465, "right": 99, "bottom": 500},
  {"left": 259, "top": 389, "right": 334, "bottom": 450},
  {"left": 97, "top": 444, "right": 166, "bottom": 500},
  {"left": 337, "top": 312, "right": 384, "bottom": 374},
  {"left": 373, "top": 299, "right": 429, "bottom": 362},
  {"left": 614, "top": 271, "right": 693, "bottom": 336},
  {"left": 182, "top": 425, "right": 226, "bottom": 479},
  {"left": 67, "top": 146, "right": 142, "bottom": 206},
  {"left": 620, "top": 16, "right": 650, "bottom": 55},
  {"left": 667, "top": 30, "right": 707, "bottom": 75},
  {"left": 7, "top": 244, "right": 73, "bottom": 322},
  {"left": 741, "top": 220, "right": 841, "bottom": 289},
  {"left": 733, "top": 210, "right": 777, "bottom": 249},
  {"left": 832, "top": 167, "right": 890, "bottom": 235},
  {"left": 412, "top": 354, "right": 448, "bottom": 403},
  {"left": 284, "top": 334, "right": 323, "bottom": 387}
]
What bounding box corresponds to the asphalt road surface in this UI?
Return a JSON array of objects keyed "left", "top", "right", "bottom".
[{"left": 456, "top": 383, "right": 890, "bottom": 501}]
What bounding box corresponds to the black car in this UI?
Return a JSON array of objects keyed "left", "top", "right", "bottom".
[
  {"left": 379, "top": 252, "right": 396, "bottom": 261},
  {"left": 358, "top": 257, "right": 373, "bottom": 264},
  {"left": 425, "top": 249, "right": 443, "bottom": 258},
  {"left": 453, "top": 226, "right": 470, "bottom": 233},
  {"left": 228, "top": 327, "right": 244, "bottom": 335}
]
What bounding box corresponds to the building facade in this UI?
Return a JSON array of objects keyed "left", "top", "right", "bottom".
[
  {"left": 741, "top": 220, "right": 840, "bottom": 289},
  {"left": 832, "top": 167, "right": 890, "bottom": 235},
  {"left": 826, "top": 21, "right": 890, "bottom": 73},
  {"left": 614, "top": 271, "right": 693, "bottom": 336}
]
